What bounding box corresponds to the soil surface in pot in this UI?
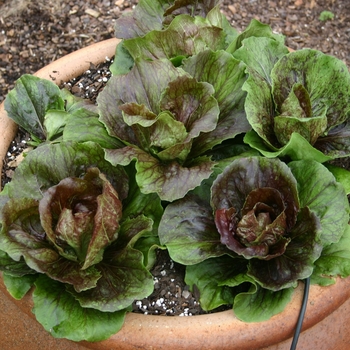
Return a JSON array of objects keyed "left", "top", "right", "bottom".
[{"left": 1, "top": 0, "right": 350, "bottom": 318}]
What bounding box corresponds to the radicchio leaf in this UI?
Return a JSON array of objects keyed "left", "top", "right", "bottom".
[
  {"left": 105, "top": 146, "right": 215, "bottom": 201},
  {"left": 33, "top": 275, "right": 127, "bottom": 342},
  {"left": 0, "top": 197, "right": 102, "bottom": 292},
  {"left": 182, "top": 49, "right": 250, "bottom": 157},
  {"left": 247, "top": 207, "right": 322, "bottom": 290},
  {"left": 39, "top": 168, "right": 123, "bottom": 270},
  {"left": 122, "top": 14, "right": 226, "bottom": 61},
  {"left": 158, "top": 194, "right": 230, "bottom": 264},
  {"left": 4, "top": 74, "right": 64, "bottom": 140}
]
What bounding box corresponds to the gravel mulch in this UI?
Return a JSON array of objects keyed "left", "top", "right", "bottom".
[{"left": 0, "top": 0, "right": 349, "bottom": 317}]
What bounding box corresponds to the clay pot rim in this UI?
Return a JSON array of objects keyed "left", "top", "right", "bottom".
[
  {"left": 0, "top": 38, "right": 350, "bottom": 350},
  {"left": 0, "top": 37, "right": 120, "bottom": 185}
]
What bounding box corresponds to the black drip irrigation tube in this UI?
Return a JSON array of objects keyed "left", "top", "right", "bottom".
[{"left": 290, "top": 277, "right": 311, "bottom": 350}]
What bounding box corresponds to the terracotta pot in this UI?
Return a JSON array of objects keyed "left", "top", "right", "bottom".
[{"left": 1, "top": 39, "right": 350, "bottom": 350}]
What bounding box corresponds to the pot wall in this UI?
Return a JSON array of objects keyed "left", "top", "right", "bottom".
[
  {"left": 1, "top": 39, "right": 350, "bottom": 350},
  {"left": 1, "top": 275, "right": 350, "bottom": 350}
]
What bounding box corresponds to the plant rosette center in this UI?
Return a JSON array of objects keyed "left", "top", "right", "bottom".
[
  {"left": 215, "top": 187, "right": 291, "bottom": 260},
  {"left": 159, "top": 156, "right": 350, "bottom": 321}
]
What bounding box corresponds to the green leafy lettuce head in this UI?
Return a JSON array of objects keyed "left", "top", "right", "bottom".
[
  {"left": 211, "top": 157, "right": 321, "bottom": 289},
  {"left": 101, "top": 0, "right": 254, "bottom": 202},
  {"left": 240, "top": 43, "right": 350, "bottom": 161},
  {"left": 159, "top": 156, "right": 350, "bottom": 321},
  {"left": 0, "top": 141, "right": 163, "bottom": 321},
  {"left": 100, "top": 53, "right": 250, "bottom": 201}
]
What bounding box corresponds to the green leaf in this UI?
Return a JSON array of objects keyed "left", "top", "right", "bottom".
[
  {"left": 105, "top": 146, "right": 215, "bottom": 201},
  {"left": 110, "top": 41, "right": 135, "bottom": 76},
  {"left": 274, "top": 107, "right": 328, "bottom": 146},
  {"left": 122, "top": 14, "right": 226, "bottom": 61},
  {"left": 226, "top": 19, "right": 285, "bottom": 54},
  {"left": 206, "top": 5, "right": 239, "bottom": 47},
  {"left": 33, "top": 275, "right": 127, "bottom": 342},
  {"left": 2, "top": 273, "right": 38, "bottom": 300},
  {"left": 148, "top": 112, "right": 191, "bottom": 162},
  {"left": 242, "top": 68, "right": 277, "bottom": 149},
  {"left": 67, "top": 246, "right": 154, "bottom": 312},
  {"left": 43, "top": 110, "right": 70, "bottom": 141},
  {"left": 122, "top": 176, "right": 163, "bottom": 236},
  {"left": 0, "top": 249, "right": 36, "bottom": 277},
  {"left": 185, "top": 255, "right": 245, "bottom": 310},
  {"left": 182, "top": 49, "right": 250, "bottom": 157},
  {"left": 4, "top": 74, "right": 64, "bottom": 140},
  {"left": 325, "top": 163, "right": 350, "bottom": 195},
  {"left": 60, "top": 88, "right": 97, "bottom": 113},
  {"left": 289, "top": 160, "right": 349, "bottom": 245},
  {"left": 133, "top": 236, "right": 162, "bottom": 270},
  {"left": 232, "top": 36, "right": 289, "bottom": 85},
  {"left": 244, "top": 130, "right": 332, "bottom": 162},
  {"left": 5, "top": 142, "right": 129, "bottom": 202},
  {"left": 311, "top": 224, "right": 350, "bottom": 286},
  {"left": 233, "top": 284, "right": 294, "bottom": 322},
  {"left": 271, "top": 49, "right": 350, "bottom": 136},
  {"left": 63, "top": 108, "right": 124, "bottom": 149},
  {"left": 159, "top": 195, "right": 229, "bottom": 265},
  {"left": 319, "top": 10, "right": 334, "bottom": 21},
  {"left": 117, "top": 215, "right": 154, "bottom": 249}
]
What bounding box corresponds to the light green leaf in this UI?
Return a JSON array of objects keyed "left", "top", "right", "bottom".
[
  {"left": 233, "top": 284, "right": 294, "bottom": 322},
  {"left": 232, "top": 36, "right": 289, "bottom": 85},
  {"left": 44, "top": 110, "right": 70, "bottom": 141},
  {"left": 244, "top": 130, "right": 332, "bottom": 162},
  {"left": 33, "top": 275, "right": 127, "bottom": 342},
  {"left": 63, "top": 109, "right": 125, "bottom": 149},
  {"left": 2, "top": 273, "right": 38, "bottom": 300},
  {"left": 60, "top": 88, "right": 97, "bottom": 113},
  {"left": 226, "top": 19, "right": 285, "bottom": 54},
  {"left": 312, "top": 225, "right": 350, "bottom": 285},
  {"left": 289, "top": 160, "right": 349, "bottom": 245},
  {"left": 325, "top": 163, "right": 350, "bottom": 195},
  {"left": 206, "top": 5, "right": 239, "bottom": 47}
]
